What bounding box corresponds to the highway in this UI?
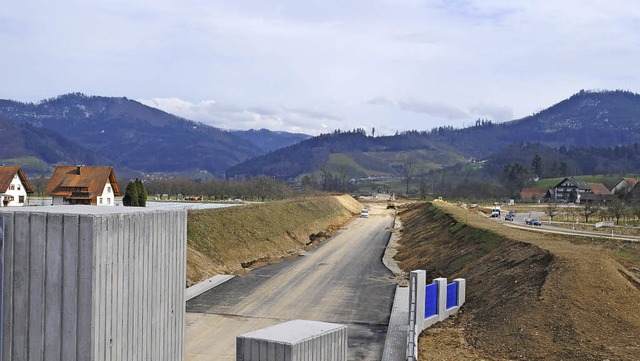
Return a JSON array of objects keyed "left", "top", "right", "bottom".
[
  {"left": 500, "top": 210, "right": 640, "bottom": 242},
  {"left": 184, "top": 204, "right": 397, "bottom": 360}
]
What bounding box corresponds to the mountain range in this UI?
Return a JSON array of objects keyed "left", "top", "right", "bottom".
[
  {"left": 2, "top": 90, "right": 640, "bottom": 181},
  {"left": 0, "top": 93, "right": 309, "bottom": 177},
  {"left": 228, "top": 90, "right": 640, "bottom": 180}
]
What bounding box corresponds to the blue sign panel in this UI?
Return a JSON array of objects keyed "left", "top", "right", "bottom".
[
  {"left": 425, "top": 283, "right": 438, "bottom": 318},
  {"left": 446, "top": 282, "right": 458, "bottom": 309}
]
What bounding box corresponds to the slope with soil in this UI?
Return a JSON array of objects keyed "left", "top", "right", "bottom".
[
  {"left": 186, "top": 194, "right": 362, "bottom": 286},
  {"left": 395, "top": 202, "right": 640, "bottom": 360}
]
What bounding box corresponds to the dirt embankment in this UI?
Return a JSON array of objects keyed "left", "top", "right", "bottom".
[
  {"left": 186, "top": 194, "right": 362, "bottom": 286},
  {"left": 395, "top": 202, "right": 640, "bottom": 360}
]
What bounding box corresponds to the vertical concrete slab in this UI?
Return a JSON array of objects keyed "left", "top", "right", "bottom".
[
  {"left": 454, "top": 278, "right": 466, "bottom": 307},
  {"left": 77, "top": 213, "right": 95, "bottom": 361},
  {"left": 13, "top": 214, "right": 29, "bottom": 361},
  {"left": 434, "top": 278, "right": 448, "bottom": 321},
  {"left": 1, "top": 214, "right": 13, "bottom": 361},
  {"left": 61, "top": 214, "right": 79, "bottom": 361},
  {"left": 28, "top": 213, "right": 46, "bottom": 361},
  {"left": 44, "top": 213, "right": 63, "bottom": 361}
]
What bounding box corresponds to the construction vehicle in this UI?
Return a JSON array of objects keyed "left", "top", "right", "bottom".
[{"left": 386, "top": 194, "right": 397, "bottom": 209}]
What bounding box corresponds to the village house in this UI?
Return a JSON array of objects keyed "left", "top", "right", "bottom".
[
  {"left": 0, "top": 166, "right": 33, "bottom": 206},
  {"left": 610, "top": 177, "right": 639, "bottom": 195},
  {"left": 46, "top": 165, "right": 121, "bottom": 206},
  {"left": 545, "top": 177, "right": 611, "bottom": 203}
]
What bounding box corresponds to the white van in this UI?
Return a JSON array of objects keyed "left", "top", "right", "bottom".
[{"left": 360, "top": 209, "right": 369, "bottom": 218}]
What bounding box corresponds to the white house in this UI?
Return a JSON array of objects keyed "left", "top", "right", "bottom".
[
  {"left": 0, "top": 166, "right": 33, "bottom": 206},
  {"left": 46, "top": 165, "right": 121, "bottom": 206}
]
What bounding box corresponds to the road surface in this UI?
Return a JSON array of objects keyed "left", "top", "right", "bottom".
[
  {"left": 499, "top": 210, "right": 640, "bottom": 242},
  {"left": 185, "top": 204, "right": 397, "bottom": 360}
]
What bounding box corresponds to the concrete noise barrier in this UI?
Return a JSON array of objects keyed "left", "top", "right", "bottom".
[{"left": 406, "top": 270, "right": 466, "bottom": 361}]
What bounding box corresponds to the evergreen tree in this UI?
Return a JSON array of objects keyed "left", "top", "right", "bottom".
[
  {"left": 123, "top": 178, "right": 147, "bottom": 207},
  {"left": 531, "top": 153, "right": 542, "bottom": 176},
  {"left": 123, "top": 181, "right": 139, "bottom": 207},
  {"left": 135, "top": 178, "right": 148, "bottom": 206}
]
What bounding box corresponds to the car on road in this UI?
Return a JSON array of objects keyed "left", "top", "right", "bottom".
[
  {"left": 530, "top": 219, "right": 542, "bottom": 226},
  {"left": 505, "top": 214, "right": 514, "bottom": 221},
  {"left": 360, "top": 209, "right": 369, "bottom": 218}
]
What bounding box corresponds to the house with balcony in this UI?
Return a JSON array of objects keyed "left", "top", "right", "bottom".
[
  {"left": 46, "top": 165, "right": 121, "bottom": 206},
  {"left": 547, "top": 177, "right": 612, "bottom": 203},
  {"left": 0, "top": 166, "right": 33, "bottom": 206}
]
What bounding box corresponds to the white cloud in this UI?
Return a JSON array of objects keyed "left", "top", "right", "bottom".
[
  {"left": 2, "top": 0, "right": 640, "bottom": 135},
  {"left": 137, "top": 97, "right": 343, "bottom": 135}
]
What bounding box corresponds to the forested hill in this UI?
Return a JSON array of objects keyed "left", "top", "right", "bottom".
[
  {"left": 228, "top": 90, "right": 640, "bottom": 179},
  {"left": 231, "top": 129, "right": 310, "bottom": 153},
  {"left": 0, "top": 93, "right": 306, "bottom": 176},
  {"left": 226, "top": 129, "right": 466, "bottom": 179},
  {"left": 426, "top": 90, "right": 640, "bottom": 157},
  {"left": 0, "top": 115, "right": 109, "bottom": 167}
]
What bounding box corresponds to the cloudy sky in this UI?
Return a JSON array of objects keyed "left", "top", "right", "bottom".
[{"left": 2, "top": 1, "right": 639, "bottom": 135}]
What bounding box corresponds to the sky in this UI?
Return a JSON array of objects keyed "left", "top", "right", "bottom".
[{"left": 2, "top": 0, "right": 640, "bottom": 135}]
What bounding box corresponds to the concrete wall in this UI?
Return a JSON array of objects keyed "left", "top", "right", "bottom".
[
  {"left": 406, "top": 271, "right": 466, "bottom": 361},
  {"left": 0, "top": 206, "right": 187, "bottom": 361},
  {"left": 237, "top": 320, "right": 348, "bottom": 361}
]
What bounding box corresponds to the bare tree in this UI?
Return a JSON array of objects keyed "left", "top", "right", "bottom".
[
  {"left": 402, "top": 158, "right": 416, "bottom": 194},
  {"left": 545, "top": 202, "right": 558, "bottom": 223},
  {"left": 580, "top": 202, "right": 597, "bottom": 223},
  {"left": 338, "top": 165, "right": 348, "bottom": 193},
  {"left": 607, "top": 199, "right": 628, "bottom": 225},
  {"left": 418, "top": 166, "right": 429, "bottom": 200}
]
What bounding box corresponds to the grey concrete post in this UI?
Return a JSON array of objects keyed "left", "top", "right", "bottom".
[
  {"left": 454, "top": 278, "right": 466, "bottom": 307},
  {"left": 407, "top": 270, "right": 426, "bottom": 361},
  {"left": 434, "top": 278, "right": 448, "bottom": 321}
]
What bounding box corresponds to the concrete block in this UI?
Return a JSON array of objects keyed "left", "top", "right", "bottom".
[
  {"left": 454, "top": 278, "right": 466, "bottom": 307},
  {"left": 237, "top": 320, "right": 347, "bottom": 361},
  {"left": 0, "top": 206, "right": 187, "bottom": 361},
  {"left": 433, "top": 278, "right": 448, "bottom": 322}
]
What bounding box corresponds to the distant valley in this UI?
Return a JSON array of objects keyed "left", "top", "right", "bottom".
[{"left": 2, "top": 90, "right": 640, "bottom": 185}]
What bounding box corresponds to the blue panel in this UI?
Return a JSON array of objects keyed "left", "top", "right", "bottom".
[
  {"left": 425, "top": 283, "right": 438, "bottom": 318},
  {"left": 446, "top": 283, "right": 458, "bottom": 309}
]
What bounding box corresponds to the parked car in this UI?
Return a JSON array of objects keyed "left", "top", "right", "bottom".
[
  {"left": 525, "top": 218, "right": 532, "bottom": 225},
  {"left": 360, "top": 209, "right": 369, "bottom": 218},
  {"left": 505, "top": 214, "right": 514, "bottom": 221},
  {"left": 531, "top": 219, "right": 542, "bottom": 226}
]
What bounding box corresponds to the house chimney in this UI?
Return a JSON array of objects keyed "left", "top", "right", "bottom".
[{"left": 77, "top": 165, "right": 83, "bottom": 175}]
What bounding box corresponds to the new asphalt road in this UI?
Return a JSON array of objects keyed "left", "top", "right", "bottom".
[{"left": 185, "top": 205, "right": 397, "bottom": 360}]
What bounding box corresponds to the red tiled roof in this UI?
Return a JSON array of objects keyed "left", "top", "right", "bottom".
[
  {"left": 587, "top": 182, "right": 611, "bottom": 195},
  {"left": 624, "top": 178, "right": 639, "bottom": 188},
  {"left": 46, "top": 166, "right": 121, "bottom": 200},
  {"left": 0, "top": 166, "right": 34, "bottom": 193},
  {"left": 520, "top": 187, "right": 548, "bottom": 200}
]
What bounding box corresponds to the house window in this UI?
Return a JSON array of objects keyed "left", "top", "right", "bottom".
[
  {"left": 107, "top": 186, "right": 112, "bottom": 193},
  {"left": 9, "top": 185, "right": 15, "bottom": 190},
  {"left": 99, "top": 198, "right": 103, "bottom": 205},
  {"left": 19, "top": 196, "right": 25, "bottom": 203},
  {"left": 107, "top": 198, "right": 111, "bottom": 205}
]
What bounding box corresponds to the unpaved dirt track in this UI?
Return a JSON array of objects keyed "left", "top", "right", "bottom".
[{"left": 185, "top": 205, "right": 396, "bottom": 360}]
